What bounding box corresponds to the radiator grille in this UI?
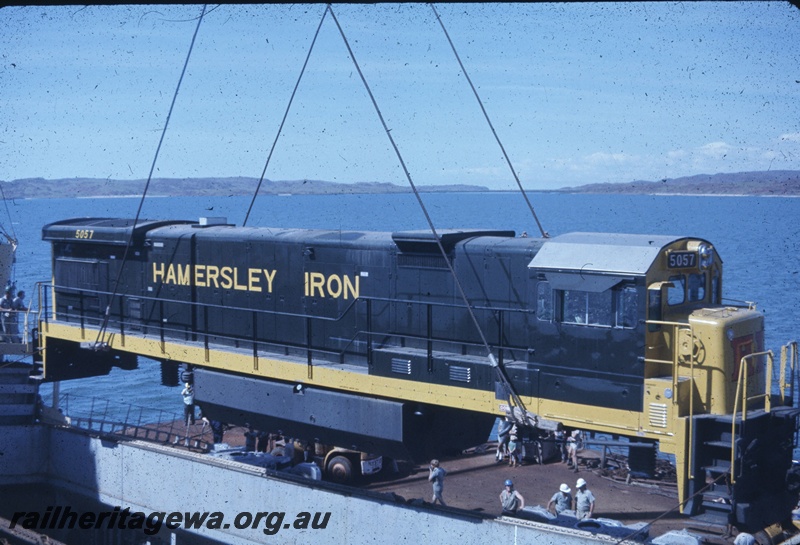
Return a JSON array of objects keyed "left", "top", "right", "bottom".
[
  {"left": 449, "top": 365, "right": 472, "bottom": 383},
  {"left": 397, "top": 254, "right": 448, "bottom": 269},
  {"left": 391, "top": 358, "right": 412, "bottom": 375},
  {"left": 648, "top": 403, "right": 668, "bottom": 428}
]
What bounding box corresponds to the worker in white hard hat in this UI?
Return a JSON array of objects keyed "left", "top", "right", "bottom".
[
  {"left": 573, "top": 477, "right": 595, "bottom": 520},
  {"left": 547, "top": 483, "right": 572, "bottom": 515}
]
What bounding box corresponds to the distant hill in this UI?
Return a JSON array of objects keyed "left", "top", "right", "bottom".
[
  {"left": 559, "top": 170, "right": 800, "bottom": 196},
  {"left": 3, "top": 171, "right": 799, "bottom": 198},
  {"left": 0, "top": 177, "right": 488, "bottom": 199}
]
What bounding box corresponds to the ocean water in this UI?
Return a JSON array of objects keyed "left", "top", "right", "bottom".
[{"left": 5, "top": 191, "right": 798, "bottom": 421}]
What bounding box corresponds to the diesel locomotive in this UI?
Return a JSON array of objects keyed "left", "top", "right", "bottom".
[{"left": 38, "top": 217, "right": 798, "bottom": 529}]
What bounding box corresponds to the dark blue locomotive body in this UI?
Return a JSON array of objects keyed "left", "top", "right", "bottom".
[{"left": 43, "top": 218, "right": 646, "bottom": 414}]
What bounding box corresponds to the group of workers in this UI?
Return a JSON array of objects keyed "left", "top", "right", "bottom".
[
  {"left": 499, "top": 476, "right": 594, "bottom": 519},
  {"left": 0, "top": 288, "right": 27, "bottom": 343},
  {"left": 495, "top": 417, "right": 522, "bottom": 467},
  {"left": 428, "top": 420, "right": 597, "bottom": 518},
  {"left": 243, "top": 423, "right": 289, "bottom": 456},
  {"left": 497, "top": 418, "right": 583, "bottom": 471},
  {"left": 545, "top": 478, "right": 595, "bottom": 519},
  {"left": 428, "top": 457, "right": 596, "bottom": 520}
]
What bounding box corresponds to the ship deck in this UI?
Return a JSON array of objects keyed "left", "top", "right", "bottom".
[{"left": 207, "top": 425, "right": 735, "bottom": 544}]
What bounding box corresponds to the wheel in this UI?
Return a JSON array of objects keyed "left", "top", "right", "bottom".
[{"left": 326, "top": 455, "right": 353, "bottom": 484}]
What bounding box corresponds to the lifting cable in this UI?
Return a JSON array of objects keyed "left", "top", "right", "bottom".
[
  {"left": 94, "top": 5, "right": 209, "bottom": 347},
  {"left": 429, "top": 3, "right": 548, "bottom": 239},
  {"left": 243, "top": 6, "right": 330, "bottom": 227},
  {"left": 0, "top": 185, "right": 19, "bottom": 249},
  {"left": 327, "top": 4, "right": 531, "bottom": 422},
  {"left": 0, "top": 184, "right": 19, "bottom": 290}
]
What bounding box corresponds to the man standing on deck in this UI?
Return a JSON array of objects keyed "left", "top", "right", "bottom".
[
  {"left": 567, "top": 430, "right": 581, "bottom": 472},
  {"left": 181, "top": 382, "right": 195, "bottom": 425},
  {"left": 428, "top": 459, "right": 447, "bottom": 506},
  {"left": 548, "top": 483, "right": 573, "bottom": 515},
  {"left": 499, "top": 479, "right": 525, "bottom": 516},
  {"left": 244, "top": 423, "right": 258, "bottom": 452},
  {"left": 574, "top": 478, "right": 595, "bottom": 520},
  {"left": 0, "top": 290, "right": 13, "bottom": 342},
  {"left": 496, "top": 417, "right": 513, "bottom": 462},
  {"left": 12, "top": 290, "right": 27, "bottom": 343}
]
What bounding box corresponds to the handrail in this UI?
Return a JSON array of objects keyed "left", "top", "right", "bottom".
[
  {"left": 52, "top": 392, "right": 212, "bottom": 450},
  {"left": 44, "top": 282, "right": 362, "bottom": 324},
  {"left": 735, "top": 350, "right": 774, "bottom": 419},
  {"left": 38, "top": 282, "right": 538, "bottom": 374},
  {"left": 42, "top": 282, "right": 534, "bottom": 325},
  {"left": 779, "top": 341, "right": 798, "bottom": 406},
  {"left": 643, "top": 318, "right": 696, "bottom": 478},
  {"left": 643, "top": 319, "right": 695, "bottom": 406},
  {"left": 729, "top": 349, "right": 774, "bottom": 484},
  {"left": 0, "top": 299, "right": 37, "bottom": 345}
]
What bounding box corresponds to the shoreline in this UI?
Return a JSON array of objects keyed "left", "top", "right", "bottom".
[{"left": 9, "top": 191, "right": 800, "bottom": 200}]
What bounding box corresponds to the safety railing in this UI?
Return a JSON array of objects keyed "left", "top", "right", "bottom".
[
  {"left": 779, "top": 341, "right": 798, "bottom": 407},
  {"left": 643, "top": 319, "right": 697, "bottom": 477},
  {"left": 729, "top": 349, "right": 774, "bottom": 484},
  {"left": 36, "top": 282, "right": 534, "bottom": 373},
  {"left": 44, "top": 392, "right": 212, "bottom": 451},
  {"left": 643, "top": 320, "right": 697, "bottom": 405},
  {"left": 733, "top": 350, "right": 774, "bottom": 418},
  {"left": 0, "top": 305, "right": 36, "bottom": 349}
]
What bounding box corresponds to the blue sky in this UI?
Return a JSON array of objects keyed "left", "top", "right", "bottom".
[{"left": 1, "top": 2, "right": 799, "bottom": 190}]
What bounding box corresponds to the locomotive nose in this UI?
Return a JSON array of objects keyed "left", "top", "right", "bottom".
[{"left": 687, "top": 307, "right": 765, "bottom": 415}]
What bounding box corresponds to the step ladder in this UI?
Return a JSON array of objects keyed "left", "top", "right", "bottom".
[
  {"left": 686, "top": 408, "right": 800, "bottom": 529},
  {"left": 0, "top": 362, "right": 39, "bottom": 425}
]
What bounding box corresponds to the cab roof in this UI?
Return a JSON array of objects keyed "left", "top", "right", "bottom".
[{"left": 528, "top": 232, "right": 693, "bottom": 276}]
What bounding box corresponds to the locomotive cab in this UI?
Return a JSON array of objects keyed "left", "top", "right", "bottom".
[{"left": 644, "top": 238, "right": 765, "bottom": 417}]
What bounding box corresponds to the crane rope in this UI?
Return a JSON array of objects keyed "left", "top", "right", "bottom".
[
  {"left": 326, "top": 4, "right": 531, "bottom": 422},
  {"left": 243, "top": 6, "right": 330, "bottom": 227},
  {"left": 0, "top": 184, "right": 19, "bottom": 291},
  {"left": 429, "top": 3, "right": 549, "bottom": 239},
  {"left": 94, "top": 4, "right": 208, "bottom": 347},
  {"left": 0, "top": 185, "right": 18, "bottom": 248}
]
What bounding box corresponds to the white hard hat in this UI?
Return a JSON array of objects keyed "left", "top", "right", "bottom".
[
  {"left": 576, "top": 478, "right": 587, "bottom": 488},
  {"left": 560, "top": 483, "right": 571, "bottom": 493}
]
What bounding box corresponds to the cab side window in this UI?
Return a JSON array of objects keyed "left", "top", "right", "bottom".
[
  {"left": 561, "top": 290, "right": 613, "bottom": 327},
  {"left": 616, "top": 286, "right": 638, "bottom": 328},
  {"left": 648, "top": 288, "right": 662, "bottom": 332},
  {"left": 667, "top": 274, "right": 685, "bottom": 305},
  {"left": 687, "top": 273, "right": 706, "bottom": 302},
  {"left": 542, "top": 282, "right": 638, "bottom": 329},
  {"left": 537, "top": 281, "right": 553, "bottom": 322}
]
